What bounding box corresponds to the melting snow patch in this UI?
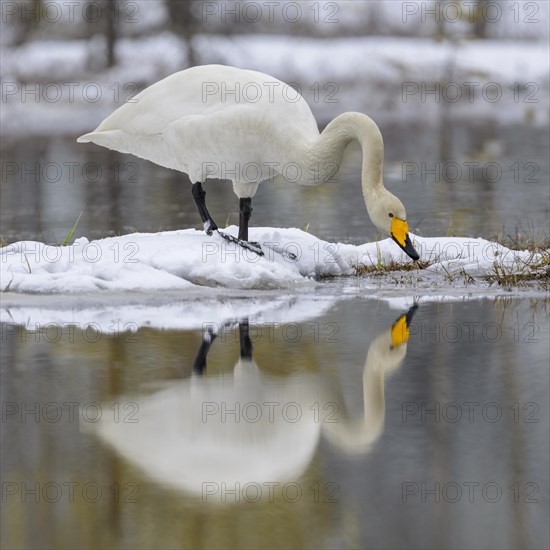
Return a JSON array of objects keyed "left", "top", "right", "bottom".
[{"left": 0, "top": 227, "right": 543, "bottom": 294}]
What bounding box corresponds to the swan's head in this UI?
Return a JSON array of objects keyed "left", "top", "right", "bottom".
[{"left": 366, "top": 189, "right": 420, "bottom": 261}]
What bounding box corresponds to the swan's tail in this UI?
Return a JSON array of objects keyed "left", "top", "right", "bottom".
[
  {"left": 77, "top": 130, "right": 123, "bottom": 146},
  {"left": 76, "top": 130, "right": 180, "bottom": 172},
  {"left": 76, "top": 132, "right": 97, "bottom": 143}
]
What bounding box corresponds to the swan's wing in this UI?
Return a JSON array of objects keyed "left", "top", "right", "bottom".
[{"left": 78, "top": 65, "right": 320, "bottom": 178}]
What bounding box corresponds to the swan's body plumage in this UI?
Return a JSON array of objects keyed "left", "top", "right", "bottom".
[
  {"left": 78, "top": 64, "right": 420, "bottom": 259},
  {"left": 78, "top": 65, "right": 320, "bottom": 194}
]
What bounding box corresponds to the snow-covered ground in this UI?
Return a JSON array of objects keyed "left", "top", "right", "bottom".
[
  {"left": 1, "top": 226, "right": 546, "bottom": 332},
  {"left": 1, "top": 227, "right": 543, "bottom": 293}
]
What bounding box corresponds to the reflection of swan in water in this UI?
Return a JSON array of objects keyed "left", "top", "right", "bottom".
[{"left": 92, "top": 306, "right": 417, "bottom": 495}]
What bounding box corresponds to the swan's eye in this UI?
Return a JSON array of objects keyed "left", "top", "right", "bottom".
[{"left": 388, "top": 213, "right": 394, "bottom": 218}]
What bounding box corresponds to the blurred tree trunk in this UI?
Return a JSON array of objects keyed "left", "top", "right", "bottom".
[
  {"left": 104, "top": 0, "right": 117, "bottom": 67},
  {"left": 473, "top": 0, "right": 488, "bottom": 39},
  {"left": 14, "top": 0, "right": 42, "bottom": 45},
  {"left": 435, "top": 0, "right": 447, "bottom": 41},
  {"left": 166, "top": 0, "right": 200, "bottom": 67}
]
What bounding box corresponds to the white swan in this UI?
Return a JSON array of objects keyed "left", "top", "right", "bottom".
[
  {"left": 90, "top": 306, "right": 418, "bottom": 496},
  {"left": 78, "top": 64, "right": 419, "bottom": 260}
]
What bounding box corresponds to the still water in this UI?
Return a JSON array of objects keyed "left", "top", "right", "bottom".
[
  {"left": 1, "top": 119, "right": 549, "bottom": 549},
  {"left": 1, "top": 121, "right": 549, "bottom": 245},
  {"left": 1, "top": 297, "right": 549, "bottom": 549}
]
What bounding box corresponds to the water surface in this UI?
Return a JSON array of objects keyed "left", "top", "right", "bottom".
[
  {"left": 1, "top": 297, "right": 548, "bottom": 549},
  {"left": 1, "top": 121, "right": 548, "bottom": 245}
]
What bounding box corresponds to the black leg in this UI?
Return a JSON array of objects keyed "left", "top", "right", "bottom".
[
  {"left": 193, "top": 327, "right": 218, "bottom": 375},
  {"left": 191, "top": 182, "right": 218, "bottom": 235},
  {"left": 239, "top": 320, "right": 253, "bottom": 360},
  {"left": 238, "top": 198, "right": 252, "bottom": 241},
  {"left": 191, "top": 183, "right": 263, "bottom": 256}
]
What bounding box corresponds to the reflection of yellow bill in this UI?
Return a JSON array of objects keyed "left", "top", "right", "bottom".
[
  {"left": 391, "top": 217, "right": 409, "bottom": 248},
  {"left": 391, "top": 314, "right": 410, "bottom": 347}
]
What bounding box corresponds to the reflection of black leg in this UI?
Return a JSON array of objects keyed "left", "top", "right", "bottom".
[
  {"left": 193, "top": 328, "right": 218, "bottom": 375},
  {"left": 239, "top": 320, "right": 253, "bottom": 360},
  {"left": 238, "top": 198, "right": 252, "bottom": 241},
  {"left": 191, "top": 182, "right": 218, "bottom": 235}
]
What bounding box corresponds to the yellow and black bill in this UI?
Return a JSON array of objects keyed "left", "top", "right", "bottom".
[
  {"left": 391, "top": 304, "right": 419, "bottom": 348},
  {"left": 391, "top": 217, "right": 420, "bottom": 261}
]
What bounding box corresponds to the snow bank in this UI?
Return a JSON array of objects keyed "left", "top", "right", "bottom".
[
  {"left": 1, "top": 227, "right": 545, "bottom": 331},
  {"left": 0, "top": 227, "right": 542, "bottom": 294}
]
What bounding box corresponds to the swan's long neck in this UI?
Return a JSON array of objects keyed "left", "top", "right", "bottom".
[{"left": 307, "top": 112, "right": 385, "bottom": 195}]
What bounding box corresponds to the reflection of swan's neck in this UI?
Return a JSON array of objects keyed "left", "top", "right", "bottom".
[{"left": 323, "top": 327, "right": 407, "bottom": 454}]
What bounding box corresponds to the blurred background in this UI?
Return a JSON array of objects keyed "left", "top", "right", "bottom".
[
  {"left": 1, "top": 4, "right": 549, "bottom": 550},
  {"left": 1, "top": 0, "right": 549, "bottom": 245}
]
